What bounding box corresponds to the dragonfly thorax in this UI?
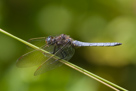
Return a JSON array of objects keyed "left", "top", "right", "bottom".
[{"left": 46, "top": 34, "right": 73, "bottom": 46}]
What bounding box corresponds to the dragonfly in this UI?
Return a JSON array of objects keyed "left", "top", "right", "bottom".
[{"left": 17, "top": 34, "right": 122, "bottom": 76}]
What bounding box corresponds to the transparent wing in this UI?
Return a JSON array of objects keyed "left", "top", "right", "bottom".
[
  {"left": 16, "top": 45, "right": 54, "bottom": 68},
  {"left": 27, "top": 37, "right": 46, "bottom": 49},
  {"left": 34, "top": 45, "right": 75, "bottom": 76},
  {"left": 16, "top": 50, "right": 48, "bottom": 67}
]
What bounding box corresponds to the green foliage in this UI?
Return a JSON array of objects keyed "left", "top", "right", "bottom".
[{"left": 0, "top": 0, "right": 135, "bottom": 91}]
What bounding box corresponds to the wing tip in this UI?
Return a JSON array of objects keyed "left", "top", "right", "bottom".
[
  {"left": 34, "top": 65, "right": 42, "bottom": 76},
  {"left": 34, "top": 73, "right": 38, "bottom": 76}
]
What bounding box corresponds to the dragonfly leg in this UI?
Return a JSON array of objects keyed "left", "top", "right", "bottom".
[
  {"left": 50, "top": 47, "right": 67, "bottom": 65},
  {"left": 60, "top": 49, "right": 67, "bottom": 59},
  {"left": 50, "top": 39, "right": 70, "bottom": 64},
  {"left": 52, "top": 45, "right": 56, "bottom": 54},
  {"left": 57, "top": 39, "right": 71, "bottom": 60}
]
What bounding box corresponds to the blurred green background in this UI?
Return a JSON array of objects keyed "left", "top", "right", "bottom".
[{"left": 0, "top": 0, "right": 136, "bottom": 91}]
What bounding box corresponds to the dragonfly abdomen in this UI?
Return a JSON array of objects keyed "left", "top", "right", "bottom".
[{"left": 72, "top": 40, "right": 122, "bottom": 47}]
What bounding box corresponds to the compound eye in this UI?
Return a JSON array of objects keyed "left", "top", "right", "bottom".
[
  {"left": 47, "top": 36, "right": 51, "bottom": 41},
  {"left": 46, "top": 36, "right": 53, "bottom": 44}
]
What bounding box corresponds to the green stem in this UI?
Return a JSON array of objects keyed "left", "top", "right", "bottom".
[{"left": 0, "top": 28, "right": 128, "bottom": 91}]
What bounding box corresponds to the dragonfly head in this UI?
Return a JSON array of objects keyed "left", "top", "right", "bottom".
[{"left": 46, "top": 36, "right": 55, "bottom": 45}]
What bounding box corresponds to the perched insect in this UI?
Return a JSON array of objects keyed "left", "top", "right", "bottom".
[{"left": 17, "top": 34, "right": 122, "bottom": 76}]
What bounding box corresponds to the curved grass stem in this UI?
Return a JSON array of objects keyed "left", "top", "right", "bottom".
[{"left": 0, "top": 28, "right": 128, "bottom": 91}]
